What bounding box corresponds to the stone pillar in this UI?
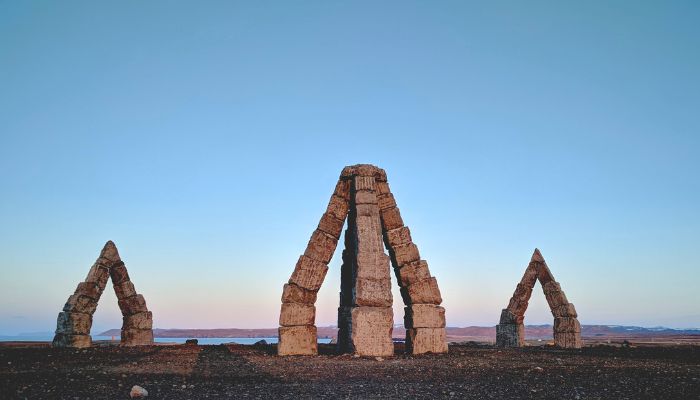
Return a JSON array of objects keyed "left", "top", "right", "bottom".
[
  {"left": 278, "top": 179, "right": 349, "bottom": 355},
  {"left": 337, "top": 173, "right": 394, "bottom": 356},
  {"left": 378, "top": 179, "right": 447, "bottom": 355}
]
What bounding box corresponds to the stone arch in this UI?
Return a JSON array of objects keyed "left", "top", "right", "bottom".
[
  {"left": 278, "top": 164, "right": 447, "bottom": 356},
  {"left": 52, "top": 241, "right": 154, "bottom": 348},
  {"left": 496, "top": 249, "right": 581, "bottom": 348}
]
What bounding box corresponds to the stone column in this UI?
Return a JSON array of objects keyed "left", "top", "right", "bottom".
[
  {"left": 278, "top": 179, "right": 349, "bottom": 355},
  {"left": 337, "top": 173, "right": 394, "bottom": 356}
]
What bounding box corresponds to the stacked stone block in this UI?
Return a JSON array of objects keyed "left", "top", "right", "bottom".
[
  {"left": 337, "top": 173, "right": 394, "bottom": 356},
  {"left": 53, "top": 241, "right": 153, "bottom": 348},
  {"left": 496, "top": 249, "right": 582, "bottom": 349},
  {"left": 278, "top": 179, "right": 349, "bottom": 355}
]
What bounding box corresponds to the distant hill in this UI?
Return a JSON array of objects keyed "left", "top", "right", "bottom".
[{"left": 99, "top": 325, "right": 700, "bottom": 340}]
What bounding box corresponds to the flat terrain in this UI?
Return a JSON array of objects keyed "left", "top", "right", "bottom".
[{"left": 1, "top": 343, "right": 699, "bottom": 399}]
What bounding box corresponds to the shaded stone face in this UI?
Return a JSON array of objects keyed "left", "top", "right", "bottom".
[
  {"left": 55, "top": 312, "right": 93, "bottom": 335},
  {"left": 407, "top": 328, "right": 448, "bottom": 354},
  {"left": 122, "top": 312, "right": 153, "bottom": 330}
]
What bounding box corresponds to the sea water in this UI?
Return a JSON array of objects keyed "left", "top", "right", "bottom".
[{"left": 0, "top": 335, "right": 332, "bottom": 345}]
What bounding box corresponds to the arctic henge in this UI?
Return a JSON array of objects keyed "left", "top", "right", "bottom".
[{"left": 278, "top": 164, "right": 448, "bottom": 356}]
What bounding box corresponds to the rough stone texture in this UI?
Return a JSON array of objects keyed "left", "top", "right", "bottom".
[
  {"left": 281, "top": 283, "right": 317, "bottom": 304},
  {"left": 120, "top": 329, "right": 154, "bottom": 346},
  {"left": 498, "top": 249, "right": 581, "bottom": 348},
  {"left": 349, "top": 307, "right": 394, "bottom": 357},
  {"left": 279, "top": 303, "right": 316, "bottom": 327},
  {"left": 354, "top": 190, "right": 377, "bottom": 205},
  {"left": 278, "top": 325, "right": 317, "bottom": 356},
  {"left": 395, "top": 260, "right": 431, "bottom": 287},
  {"left": 118, "top": 294, "right": 149, "bottom": 316},
  {"left": 377, "top": 193, "right": 396, "bottom": 210},
  {"left": 113, "top": 281, "right": 137, "bottom": 300},
  {"left": 496, "top": 323, "right": 525, "bottom": 347},
  {"left": 355, "top": 253, "right": 391, "bottom": 281},
  {"left": 380, "top": 207, "right": 404, "bottom": 231},
  {"left": 384, "top": 226, "right": 412, "bottom": 248},
  {"left": 289, "top": 255, "right": 329, "bottom": 291},
  {"left": 390, "top": 243, "right": 420, "bottom": 267},
  {"left": 75, "top": 281, "right": 104, "bottom": 300},
  {"left": 122, "top": 312, "right": 153, "bottom": 330},
  {"left": 406, "top": 328, "right": 448, "bottom": 354},
  {"left": 402, "top": 278, "right": 443, "bottom": 305},
  {"left": 354, "top": 278, "right": 392, "bottom": 307},
  {"left": 55, "top": 312, "right": 92, "bottom": 335},
  {"left": 333, "top": 179, "right": 351, "bottom": 201},
  {"left": 404, "top": 305, "right": 445, "bottom": 329},
  {"left": 85, "top": 264, "right": 110, "bottom": 288},
  {"left": 52, "top": 333, "right": 91, "bottom": 348},
  {"left": 326, "top": 195, "right": 350, "bottom": 221},
  {"left": 109, "top": 262, "right": 130, "bottom": 285},
  {"left": 303, "top": 229, "right": 338, "bottom": 264},
  {"left": 63, "top": 294, "right": 98, "bottom": 315},
  {"left": 317, "top": 212, "right": 345, "bottom": 239}
]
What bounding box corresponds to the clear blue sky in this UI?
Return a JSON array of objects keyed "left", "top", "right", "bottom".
[{"left": 1, "top": 1, "right": 698, "bottom": 335}]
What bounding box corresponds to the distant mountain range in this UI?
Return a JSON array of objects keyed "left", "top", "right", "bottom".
[{"left": 98, "top": 325, "right": 700, "bottom": 339}]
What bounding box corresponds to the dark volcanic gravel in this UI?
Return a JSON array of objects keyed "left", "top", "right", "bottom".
[{"left": 1, "top": 343, "right": 699, "bottom": 399}]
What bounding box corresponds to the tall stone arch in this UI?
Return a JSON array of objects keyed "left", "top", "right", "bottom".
[
  {"left": 52, "top": 241, "right": 154, "bottom": 348},
  {"left": 496, "top": 249, "right": 581, "bottom": 348},
  {"left": 278, "top": 165, "right": 447, "bottom": 356}
]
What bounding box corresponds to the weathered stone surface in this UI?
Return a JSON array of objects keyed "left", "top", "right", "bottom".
[
  {"left": 402, "top": 277, "right": 442, "bottom": 305},
  {"left": 317, "top": 212, "right": 345, "bottom": 239},
  {"left": 279, "top": 303, "right": 315, "bottom": 326},
  {"left": 554, "top": 331, "right": 582, "bottom": 348},
  {"left": 380, "top": 207, "right": 404, "bottom": 231},
  {"left": 114, "top": 281, "right": 137, "bottom": 300},
  {"left": 63, "top": 294, "right": 98, "bottom": 315},
  {"left": 118, "top": 294, "right": 148, "bottom": 316},
  {"left": 377, "top": 193, "right": 396, "bottom": 210},
  {"left": 99, "top": 240, "right": 121, "bottom": 264},
  {"left": 519, "top": 263, "right": 539, "bottom": 287},
  {"left": 281, "top": 283, "right": 317, "bottom": 304},
  {"left": 375, "top": 181, "right": 391, "bottom": 195},
  {"left": 289, "top": 255, "right": 328, "bottom": 291},
  {"left": 354, "top": 278, "right": 392, "bottom": 307},
  {"left": 341, "top": 164, "right": 387, "bottom": 181},
  {"left": 354, "top": 190, "right": 377, "bottom": 205},
  {"left": 552, "top": 303, "right": 578, "bottom": 318},
  {"left": 404, "top": 305, "right": 445, "bottom": 328},
  {"left": 385, "top": 226, "right": 412, "bottom": 248},
  {"left": 354, "top": 176, "right": 375, "bottom": 191},
  {"left": 303, "top": 230, "right": 338, "bottom": 264},
  {"left": 278, "top": 325, "right": 317, "bottom": 356},
  {"left": 406, "top": 328, "right": 448, "bottom": 354},
  {"left": 542, "top": 281, "right": 561, "bottom": 294},
  {"left": 52, "top": 333, "right": 91, "bottom": 348},
  {"left": 355, "top": 203, "right": 380, "bottom": 218},
  {"left": 395, "top": 260, "right": 431, "bottom": 287},
  {"left": 110, "top": 262, "right": 130, "bottom": 285},
  {"left": 121, "top": 329, "right": 154, "bottom": 346},
  {"left": 391, "top": 243, "right": 420, "bottom": 267},
  {"left": 350, "top": 307, "right": 393, "bottom": 357},
  {"left": 499, "top": 308, "right": 523, "bottom": 325},
  {"left": 55, "top": 311, "right": 92, "bottom": 335},
  {"left": 85, "top": 264, "right": 110, "bottom": 288},
  {"left": 496, "top": 323, "right": 524, "bottom": 347},
  {"left": 554, "top": 317, "right": 581, "bottom": 333},
  {"left": 123, "top": 311, "right": 153, "bottom": 330},
  {"left": 544, "top": 289, "right": 569, "bottom": 308},
  {"left": 355, "top": 253, "right": 391, "bottom": 281},
  {"left": 355, "top": 216, "right": 384, "bottom": 254},
  {"left": 334, "top": 179, "right": 351, "bottom": 201},
  {"left": 75, "top": 281, "right": 104, "bottom": 300},
  {"left": 326, "top": 195, "right": 350, "bottom": 221}
]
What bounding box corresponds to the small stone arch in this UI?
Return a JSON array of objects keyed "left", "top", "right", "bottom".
[
  {"left": 496, "top": 249, "right": 581, "bottom": 348},
  {"left": 278, "top": 164, "right": 447, "bottom": 356},
  {"left": 52, "top": 241, "right": 153, "bottom": 348}
]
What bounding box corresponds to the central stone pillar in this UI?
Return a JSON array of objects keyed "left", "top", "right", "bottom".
[{"left": 337, "top": 174, "right": 394, "bottom": 356}]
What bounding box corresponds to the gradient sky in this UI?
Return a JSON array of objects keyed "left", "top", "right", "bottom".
[{"left": 1, "top": 1, "right": 699, "bottom": 335}]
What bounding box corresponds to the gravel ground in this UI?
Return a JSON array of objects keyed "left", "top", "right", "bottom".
[{"left": 1, "top": 343, "right": 699, "bottom": 399}]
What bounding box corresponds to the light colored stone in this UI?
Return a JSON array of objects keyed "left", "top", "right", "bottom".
[
  {"left": 121, "top": 329, "right": 154, "bottom": 346},
  {"left": 52, "top": 333, "right": 91, "bottom": 348},
  {"left": 63, "top": 294, "right": 98, "bottom": 315},
  {"left": 303, "top": 230, "right": 338, "bottom": 264},
  {"left": 544, "top": 289, "right": 569, "bottom": 308},
  {"left": 406, "top": 328, "right": 448, "bottom": 354},
  {"left": 354, "top": 190, "right": 377, "bottom": 205},
  {"left": 395, "top": 260, "right": 431, "bottom": 287},
  {"left": 334, "top": 179, "right": 351, "bottom": 201},
  {"left": 75, "top": 281, "right": 104, "bottom": 300},
  {"left": 554, "top": 331, "right": 582, "bottom": 348},
  {"left": 385, "top": 226, "right": 412, "bottom": 248},
  {"left": 289, "top": 255, "right": 328, "bottom": 291},
  {"left": 281, "top": 283, "right": 317, "bottom": 304},
  {"left": 552, "top": 303, "right": 578, "bottom": 318},
  {"left": 85, "top": 263, "right": 110, "bottom": 288},
  {"left": 380, "top": 207, "right": 404, "bottom": 231},
  {"left": 110, "top": 262, "right": 130, "bottom": 285},
  {"left": 55, "top": 311, "right": 92, "bottom": 335},
  {"left": 404, "top": 305, "right": 445, "bottom": 328},
  {"left": 356, "top": 253, "right": 391, "bottom": 281},
  {"left": 279, "top": 303, "right": 315, "bottom": 326},
  {"left": 377, "top": 193, "right": 396, "bottom": 211},
  {"left": 123, "top": 312, "right": 153, "bottom": 330},
  {"left": 375, "top": 181, "right": 391, "bottom": 195},
  {"left": 326, "top": 195, "right": 350, "bottom": 221},
  {"left": 391, "top": 243, "right": 420, "bottom": 267},
  {"left": 554, "top": 317, "right": 581, "bottom": 333},
  {"left": 118, "top": 294, "right": 148, "bottom": 316},
  {"left": 130, "top": 385, "right": 148, "bottom": 398},
  {"left": 350, "top": 307, "right": 394, "bottom": 356},
  {"left": 354, "top": 278, "right": 392, "bottom": 307},
  {"left": 317, "top": 212, "right": 345, "bottom": 239},
  {"left": 519, "top": 262, "right": 539, "bottom": 287},
  {"left": 278, "top": 325, "right": 317, "bottom": 355},
  {"left": 403, "top": 277, "right": 442, "bottom": 305}
]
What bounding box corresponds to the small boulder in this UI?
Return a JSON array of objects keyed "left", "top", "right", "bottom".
[
  {"left": 130, "top": 385, "right": 148, "bottom": 398},
  {"left": 185, "top": 339, "right": 198, "bottom": 345},
  {"left": 254, "top": 339, "right": 268, "bottom": 346}
]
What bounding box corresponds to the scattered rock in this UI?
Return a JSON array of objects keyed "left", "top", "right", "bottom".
[
  {"left": 185, "top": 339, "right": 198, "bottom": 345},
  {"left": 130, "top": 385, "right": 148, "bottom": 398}
]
